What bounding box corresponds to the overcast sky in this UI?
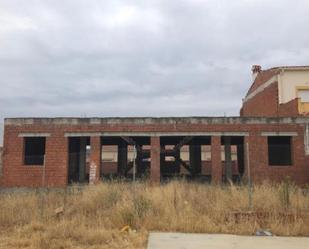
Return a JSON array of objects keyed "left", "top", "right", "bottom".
[{"left": 0, "top": 0, "right": 309, "bottom": 143}]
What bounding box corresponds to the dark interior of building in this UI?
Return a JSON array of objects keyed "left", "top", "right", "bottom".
[{"left": 67, "top": 135, "right": 245, "bottom": 184}]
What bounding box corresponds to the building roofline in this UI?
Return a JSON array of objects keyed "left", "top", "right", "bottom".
[
  {"left": 4, "top": 116, "right": 309, "bottom": 125},
  {"left": 268, "top": 65, "right": 309, "bottom": 71},
  {"left": 244, "top": 65, "right": 309, "bottom": 98}
]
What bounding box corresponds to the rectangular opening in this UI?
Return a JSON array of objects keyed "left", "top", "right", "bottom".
[
  {"left": 159, "top": 136, "right": 210, "bottom": 180},
  {"left": 297, "top": 89, "right": 309, "bottom": 114},
  {"left": 298, "top": 89, "right": 309, "bottom": 102},
  {"left": 68, "top": 137, "right": 90, "bottom": 183},
  {"left": 24, "top": 137, "right": 46, "bottom": 165},
  {"left": 100, "top": 136, "right": 150, "bottom": 179},
  {"left": 180, "top": 145, "right": 190, "bottom": 174},
  {"left": 165, "top": 145, "right": 175, "bottom": 162},
  {"left": 165, "top": 156, "right": 175, "bottom": 161},
  {"left": 101, "top": 145, "right": 118, "bottom": 174},
  {"left": 201, "top": 145, "right": 211, "bottom": 175},
  {"left": 102, "top": 145, "right": 118, "bottom": 162},
  {"left": 219, "top": 136, "right": 245, "bottom": 182},
  {"left": 220, "top": 145, "right": 237, "bottom": 161},
  {"left": 268, "top": 136, "right": 292, "bottom": 166}
]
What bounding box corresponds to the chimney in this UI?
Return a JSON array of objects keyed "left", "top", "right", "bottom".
[{"left": 251, "top": 65, "right": 261, "bottom": 81}]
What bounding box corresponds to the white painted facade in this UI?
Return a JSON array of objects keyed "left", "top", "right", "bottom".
[{"left": 278, "top": 69, "right": 309, "bottom": 104}]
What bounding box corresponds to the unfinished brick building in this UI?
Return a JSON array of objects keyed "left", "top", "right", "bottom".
[{"left": 0, "top": 65, "right": 309, "bottom": 187}]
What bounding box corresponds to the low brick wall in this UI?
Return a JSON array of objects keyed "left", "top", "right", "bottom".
[{"left": 2, "top": 117, "right": 309, "bottom": 187}]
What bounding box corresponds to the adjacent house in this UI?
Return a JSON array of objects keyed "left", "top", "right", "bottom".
[{"left": 241, "top": 65, "right": 309, "bottom": 117}]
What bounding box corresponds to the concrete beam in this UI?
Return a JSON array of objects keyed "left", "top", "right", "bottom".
[
  {"left": 6, "top": 116, "right": 309, "bottom": 126},
  {"left": 64, "top": 132, "right": 101, "bottom": 137},
  {"left": 261, "top": 132, "right": 298, "bottom": 136},
  {"left": 64, "top": 131, "right": 249, "bottom": 137},
  {"left": 18, "top": 133, "right": 51, "bottom": 137}
]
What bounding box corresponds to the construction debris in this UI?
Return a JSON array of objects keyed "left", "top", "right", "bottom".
[{"left": 255, "top": 229, "right": 273, "bottom": 236}]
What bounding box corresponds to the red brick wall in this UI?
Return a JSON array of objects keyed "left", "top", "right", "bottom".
[
  {"left": 90, "top": 136, "right": 101, "bottom": 183},
  {"left": 241, "top": 82, "right": 279, "bottom": 117},
  {"left": 2, "top": 127, "right": 67, "bottom": 188},
  {"left": 243, "top": 131, "right": 309, "bottom": 184},
  {"left": 1, "top": 120, "right": 308, "bottom": 187},
  {"left": 101, "top": 162, "right": 118, "bottom": 174},
  {"left": 278, "top": 98, "right": 299, "bottom": 117},
  {"left": 241, "top": 81, "right": 300, "bottom": 118},
  {"left": 150, "top": 137, "right": 160, "bottom": 182},
  {"left": 211, "top": 136, "right": 222, "bottom": 183},
  {"left": 246, "top": 69, "right": 279, "bottom": 95}
]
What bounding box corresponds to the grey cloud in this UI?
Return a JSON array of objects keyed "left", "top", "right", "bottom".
[{"left": 0, "top": 0, "right": 309, "bottom": 144}]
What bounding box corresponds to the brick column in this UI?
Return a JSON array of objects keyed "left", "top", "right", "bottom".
[
  {"left": 211, "top": 136, "right": 222, "bottom": 184},
  {"left": 90, "top": 136, "right": 101, "bottom": 183},
  {"left": 46, "top": 132, "right": 68, "bottom": 187},
  {"left": 150, "top": 136, "right": 160, "bottom": 182},
  {"left": 244, "top": 134, "right": 267, "bottom": 184}
]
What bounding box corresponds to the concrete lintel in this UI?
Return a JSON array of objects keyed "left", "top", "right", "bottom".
[
  {"left": 65, "top": 131, "right": 249, "bottom": 137},
  {"left": 261, "top": 132, "right": 298, "bottom": 136},
  {"left": 18, "top": 133, "right": 51, "bottom": 137},
  {"left": 64, "top": 132, "right": 101, "bottom": 137},
  {"left": 220, "top": 132, "right": 249, "bottom": 136}
]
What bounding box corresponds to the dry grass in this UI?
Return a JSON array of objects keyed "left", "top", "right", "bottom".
[{"left": 0, "top": 180, "right": 308, "bottom": 249}]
